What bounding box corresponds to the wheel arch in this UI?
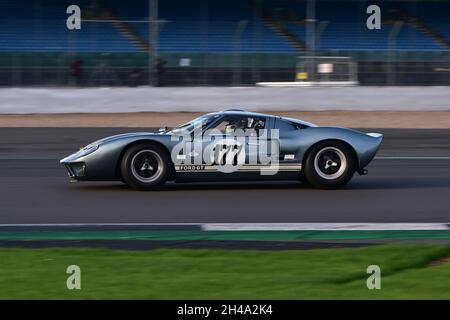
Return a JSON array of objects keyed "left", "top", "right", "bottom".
[
  {"left": 302, "top": 139, "right": 359, "bottom": 170},
  {"left": 115, "top": 139, "right": 176, "bottom": 181}
]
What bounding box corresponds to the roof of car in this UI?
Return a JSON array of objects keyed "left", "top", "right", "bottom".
[
  {"left": 211, "top": 109, "right": 317, "bottom": 127},
  {"left": 214, "top": 109, "right": 278, "bottom": 118}
]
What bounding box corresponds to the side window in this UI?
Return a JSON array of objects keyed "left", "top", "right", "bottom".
[
  {"left": 207, "top": 116, "right": 237, "bottom": 134},
  {"left": 275, "top": 118, "right": 298, "bottom": 131},
  {"left": 247, "top": 117, "right": 266, "bottom": 131},
  {"left": 207, "top": 116, "right": 266, "bottom": 134}
]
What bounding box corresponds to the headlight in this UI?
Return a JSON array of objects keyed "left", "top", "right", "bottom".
[
  {"left": 79, "top": 143, "right": 99, "bottom": 156},
  {"left": 366, "top": 133, "right": 383, "bottom": 139}
]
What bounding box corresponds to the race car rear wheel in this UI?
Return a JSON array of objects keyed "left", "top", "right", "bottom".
[
  {"left": 120, "top": 142, "right": 170, "bottom": 190},
  {"left": 303, "top": 141, "right": 356, "bottom": 189}
]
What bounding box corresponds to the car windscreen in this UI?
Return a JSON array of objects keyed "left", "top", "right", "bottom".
[{"left": 167, "top": 114, "right": 220, "bottom": 134}]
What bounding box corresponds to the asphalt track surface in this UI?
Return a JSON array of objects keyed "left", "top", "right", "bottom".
[{"left": 0, "top": 128, "right": 449, "bottom": 224}]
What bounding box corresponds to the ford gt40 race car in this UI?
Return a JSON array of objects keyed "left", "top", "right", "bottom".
[{"left": 60, "top": 110, "right": 383, "bottom": 190}]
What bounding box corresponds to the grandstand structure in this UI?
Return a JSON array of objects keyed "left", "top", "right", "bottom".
[{"left": 0, "top": 0, "right": 449, "bottom": 86}]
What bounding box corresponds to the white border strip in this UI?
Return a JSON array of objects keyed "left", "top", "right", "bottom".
[
  {"left": 256, "top": 81, "right": 359, "bottom": 87},
  {"left": 375, "top": 156, "right": 450, "bottom": 160},
  {"left": 202, "top": 223, "right": 450, "bottom": 231}
]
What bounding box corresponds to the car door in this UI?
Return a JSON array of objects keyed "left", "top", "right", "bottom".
[{"left": 272, "top": 117, "right": 304, "bottom": 177}]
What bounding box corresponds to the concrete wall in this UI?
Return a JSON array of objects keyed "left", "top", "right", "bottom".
[{"left": 1, "top": 86, "right": 449, "bottom": 113}]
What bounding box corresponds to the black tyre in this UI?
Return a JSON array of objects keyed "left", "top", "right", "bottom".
[
  {"left": 120, "top": 142, "right": 170, "bottom": 190},
  {"left": 303, "top": 141, "right": 357, "bottom": 189}
]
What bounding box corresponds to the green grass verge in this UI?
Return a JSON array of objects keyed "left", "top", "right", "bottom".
[
  {"left": 1, "top": 244, "right": 450, "bottom": 299},
  {"left": 2, "top": 229, "right": 450, "bottom": 241}
]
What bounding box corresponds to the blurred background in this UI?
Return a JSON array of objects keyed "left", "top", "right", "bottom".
[{"left": 0, "top": 0, "right": 449, "bottom": 87}]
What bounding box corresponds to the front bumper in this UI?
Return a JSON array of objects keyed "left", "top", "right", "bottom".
[
  {"left": 62, "top": 162, "right": 86, "bottom": 179},
  {"left": 60, "top": 145, "right": 98, "bottom": 180},
  {"left": 60, "top": 145, "right": 119, "bottom": 181}
]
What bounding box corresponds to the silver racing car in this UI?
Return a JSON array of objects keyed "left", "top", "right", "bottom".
[{"left": 60, "top": 110, "right": 383, "bottom": 190}]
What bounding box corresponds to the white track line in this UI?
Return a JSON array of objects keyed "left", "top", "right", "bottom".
[
  {"left": 375, "top": 156, "right": 450, "bottom": 160},
  {"left": 0, "top": 157, "right": 59, "bottom": 160},
  {"left": 202, "top": 223, "right": 450, "bottom": 231}
]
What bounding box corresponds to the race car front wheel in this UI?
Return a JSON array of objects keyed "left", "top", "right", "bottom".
[
  {"left": 303, "top": 141, "right": 356, "bottom": 189},
  {"left": 120, "top": 142, "right": 170, "bottom": 190}
]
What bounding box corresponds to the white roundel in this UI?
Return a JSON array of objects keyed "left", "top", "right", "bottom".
[{"left": 210, "top": 138, "right": 246, "bottom": 173}]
